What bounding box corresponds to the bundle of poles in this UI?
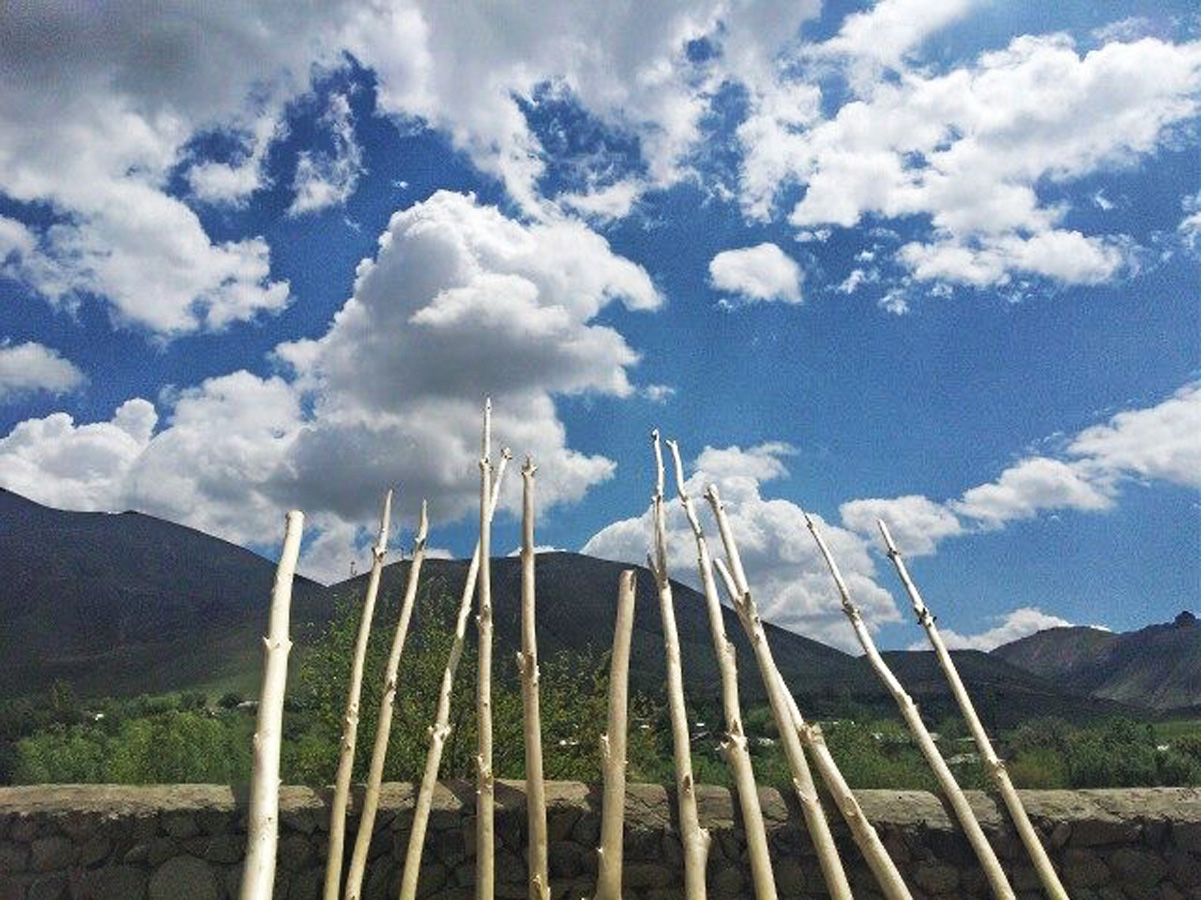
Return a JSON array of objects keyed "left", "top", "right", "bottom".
[{"left": 239, "top": 404, "right": 1069, "bottom": 900}]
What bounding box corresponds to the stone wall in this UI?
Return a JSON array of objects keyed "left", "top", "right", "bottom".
[{"left": 1, "top": 782, "right": 1198, "bottom": 899}]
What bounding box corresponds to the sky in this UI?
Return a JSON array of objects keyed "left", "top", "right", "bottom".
[{"left": 0, "top": 0, "right": 1197, "bottom": 654}]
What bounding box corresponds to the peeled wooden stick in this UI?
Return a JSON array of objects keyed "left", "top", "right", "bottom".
[
  {"left": 240, "top": 510, "right": 303, "bottom": 900},
  {"left": 343, "top": 502, "right": 430, "bottom": 900},
  {"left": 703, "top": 487, "right": 856, "bottom": 900},
  {"left": 772, "top": 664, "right": 913, "bottom": 900},
  {"left": 476, "top": 397, "right": 496, "bottom": 900},
  {"left": 398, "top": 451, "right": 511, "bottom": 900},
  {"left": 518, "top": 457, "right": 550, "bottom": 900},
  {"left": 667, "top": 441, "right": 776, "bottom": 900},
  {"left": 806, "top": 514, "right": 1016, "bottom": 900},
  {"left": 323, "top": 491, "right": 392, "bottom": 900},
  {"left": 648, "top": 429, "right": 710, "bottom": 899},
  {"left": 593, "top": 569, "right": 636, "bottom": 900},
  {"left": 878, "top": 520, "right": 1068, "bottom": 900}
]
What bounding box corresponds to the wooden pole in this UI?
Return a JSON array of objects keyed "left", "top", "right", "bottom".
[
  {"left": 648, "top": 429, "right": 710, "bottom": 899},
  {"left": 240, "top": 510, "right": 303, "bottom": 900},
  {"left": 667, "top": 441, "right": 776, "bottom": 900},
  {"left": 702, "top": 486, "right": 857, "bottom": 900},
  {"left": 878, "top": 520, "right": 1068, "bottom": 900},
  {"left": 323, "top": 491, "right": 392, "bottom": 900},
  {"left": 519, "top": 457, "right": 550, "bottom": 900},
  {"left": 476, "top": 397, "right": 496, "bottom": 900},
  {"left": 343, "top": 502, "right": 430, "bottom": 900},
  {"left": 398, "top": 451, "right": 511, "bottom": 900},
  {"left": 773, "top": 664, "right": 914, "bottom": 900},
  {"left": 805, "top": 514, "right": 1016, "bottom": 900},
  {"left": 593, "top": 570, "right": 636, "bottom": 900}
]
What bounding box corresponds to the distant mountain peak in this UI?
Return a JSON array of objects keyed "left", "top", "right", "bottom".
[{"left": 1174, "top": 610, "right": 1197, "bottom": 628}]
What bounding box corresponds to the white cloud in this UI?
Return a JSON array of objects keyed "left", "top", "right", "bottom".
[
  {"left": 878, "top": 289, "right": 911, "bottom": 315},
  {"left": 708, "top": 243, "right": 803, "bottom": 305},
  {"left": 583, "top": 441, "right": 900, "bottom": 650},
  {"left": 815, "top": 0, "right": 973, "bottom": 76},
  {"left": 273, "top": 191, "right": 659, "bottom": 526},
  {"left": 559, "top": 180, "right": 644, "bottom": 222},
  {"left": 188, "top": 112, "right": 286, "bottom": 205},
  {"left": 642, "top": 384, "right": 677, "bottom": 404},
  {"left": 741, "top": 32, "right": 1201, "bottom": 288},
  {"left": 1179, "top": 188, "right": 1201, "bottom": 252},
  {"left": 0, "top": 192, "right": 659, "bottom": 579},
  {"left": 836, "top": 267, "right": 877, "bottom": 294},
  {"left": 288, "top": 92, "right": 365, "bottom": 216},
  {"left": 915, "top": 606, "right": 1076, "bottom": 651},
  {"left": 344, "top": 1, "right": 819, "bottom": 214},
  {"left": 841, "top": 381, "right": 1201, "bottom": 553},
  {"left": 1068, "top": 381, "right": 1201, "bottom": 489},
  {"left": 840, "top": 495, "right": 963, "bottom": 557},
  {"left": 0, "top": 4, "right": 326, "bottom": 335},
  {"left": 953, "top": 456, "right": 1115, "bottom": 525},
  {"left": 0, "top": 342, "right": 86, "bottom": 401},
  {"left": 0, "top": 399, "right": 157, "bottom": 511}
]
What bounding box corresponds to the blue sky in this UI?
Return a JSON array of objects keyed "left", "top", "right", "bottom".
[{"left": 0, "top": 1, "right": 1197, "bottom": 652}]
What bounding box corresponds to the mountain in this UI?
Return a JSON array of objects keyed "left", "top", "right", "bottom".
[
  {"left": 993, "top": 612, "right": 1201, "bottom": 712},
  {"left": 0, "top": 488, "right": 328, "bottom": 698},
  {"left": 326, "top": 552, "right": 1129, "bottom": 727},
  {"left": 0, "top": 487, "right": 1134, "bottom": 726}
]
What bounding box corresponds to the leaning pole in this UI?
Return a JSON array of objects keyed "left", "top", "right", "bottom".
[
  {"left": 878, "top": 520, "right": 1068, "bottom": 900},
  {"left": 806, "top": 513, "right": 1016, "bottom": 900}
]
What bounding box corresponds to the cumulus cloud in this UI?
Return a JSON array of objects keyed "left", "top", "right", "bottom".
[
  {"left": 0, "top": 192, "right": 659, "bottom": 580},
  {"left": 708, "top": 243, "right": 803, "bottom": 305},
  {"left": 344, "top": 1, "right": 819, "bottom": 214},
  {"left": 0, "top": 4, "right": 324, "bottom": 334},
  {"left": 841, "top": 381, "right": 1201, "bottom": 554},
  {"left": 741, "top": 32, "right": 1201, "bottom": 289},
  {"left": 953, "top": 456, "right": 1115, "bottom": 525},
  {"left": 0, "top": 342, "right": 86, "bottom": 401},
  {"left": 0, "top": 399, "right": 157, "bottom": 511},
  {"left": 840, "top": 495, "right": 963, "bottom": 557},
  {"left": 288, "top": 92, "right": 365, "bottom": 216},
  {"left": 914, "top": 606, "right": 1077, "bottom": 651},
  {"left": 815, "top": 0, "right": 973, "bottom": 77},
  {"left": 1067, "top": 381, "right": 1201, "bottom": 490},
  {"left": 583, "top": 441, "right": 900, "bottom": 650}
]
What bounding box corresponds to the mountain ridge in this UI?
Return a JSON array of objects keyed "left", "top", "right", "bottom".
[
  {"left": 992, "top": 611, "right": 1200, "bottom": 711},
  {"left": 0, "top": 487, "right": 1180, "bottom": 725}
]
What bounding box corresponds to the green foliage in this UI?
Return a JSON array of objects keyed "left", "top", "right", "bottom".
[
  {"left": 1005, "top": 716, "right": 1201, "bottom": 789},
  {"left": 284, "top": 578, "right": 658, "bottom": 786},
  {"left": 819, "top": 720, "right": 937, "bottom": 791},
  {"left": 13, "top": 709, "right": 250, "bottom": 784},
  {"left": 1007, "top": 749, "right": 1069, "bottom": 789}
]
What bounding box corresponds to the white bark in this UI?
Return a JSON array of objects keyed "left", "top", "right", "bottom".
[
  {"left": 240, "top": 510, "right": 303, "bottom": 900},
  {"left": 648, "top": 430, "right": 710, "bottom": 900},
  {"left": 878, "top": 521, "right": 1068, "bottom": 900},
  {"left": 667, "top": 441, "right": 776, "bottom": 900},
  {"left": 519, "top": 457, "right": 550, "bottom": 900},
  {"left": 593, "top": 569, "right": 636, "bottom": 900},
  {"left": 323, "top": 491, "right": 391, "bottom": 900},
  {"left": 476, "top": 397, "right": 496, "bottom": 900},
  {"left": 775, "top": 670, "right": 914, "bottom": 900},
  {"left": 399, "top": 451, "right": 511, "bottom": 900},
  {"left": 343, "top": 502, "right": 430, "bottom": 900},
  {"left": 703, "top": 486, "right": 855, "bottom": 900},
  {"left": 806, "top": 514, "right": 1016, "bottom": 900}
]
